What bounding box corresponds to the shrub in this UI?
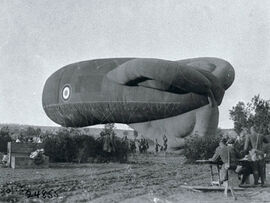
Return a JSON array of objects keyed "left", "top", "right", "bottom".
[
  {"left": 44, "top": 134, "right": 68, "bottom": 162},
  {"left": 73, "top": 135, "right": 97, "bottom": 163},
  {"left": 44, "top": 126, "right": 129, "bottom": 163},
  {"left": 184, "top": 132, "right": 221, "bottom": 163},
  {"left": 18, "top": 127, "right": 41, "bottom": 143},
  {"left": 43, "top": 129, "right": 103, "bottom": 163},
  {"left": 113, "top": 138, "right": 129, "bottom": 162},
  {"left": 44, "top": 129, "right": 77, "bottom": 162}
]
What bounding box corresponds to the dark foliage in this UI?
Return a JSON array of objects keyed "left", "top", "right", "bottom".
[
  {"left": 0, "top": 126, "right": 12, "bottom": 153},
  {"left": 43, "top": 132, "right": 69, "bottom": 162},
  {"left": 183, "top": 131, "right": 221, "bottom": 163},
  {"left": 18, "top": 127, "right": 41, "bottom": 142},
  {"left": 229, "top": 95, "right": 270, "bottom": 135},
  {"left": 44, "top": 125, "right": 129, "bottom": 163},
  {"left": 73, "top": 135, "right": 97, "bottom": 163},
  {"left": 44, "top": 128, "right": 87, "bottom": 162},
  {"left": 0, "top": 123, "right": 130, "bottom": 163}
]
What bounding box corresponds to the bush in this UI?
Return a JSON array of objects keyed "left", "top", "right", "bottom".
[
  {"left": 44, "top": 129, "right": 78, "bottom": 162},
  {"left": 44, "top": 134, "right": 68, "bottom": 162},
  {"left": 183, "top": 132, "right": 221, "bottom": 163},
  {"left": 113, "top": 138, "right": 129, "bottom": 162},
  {"left": 18, "top": 127, "right": 41, "bottom": 143},
  {"left": 73, "top": 135, "right": 97, "bottom": 163},
  {"left": 43, "top": 126, "right": 129, "bottom": 163}
]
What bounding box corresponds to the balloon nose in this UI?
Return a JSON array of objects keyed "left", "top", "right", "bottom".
[
  {"left": 42, "top": 70, "right": 62, "bottom": 108},
  {"left": 223, "top": 64, "right": 235, "bottom": 90}
]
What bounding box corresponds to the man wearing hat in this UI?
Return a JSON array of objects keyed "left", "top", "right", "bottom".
[{"left": 210, "top": 137, "right": 240, "bottom": 184}]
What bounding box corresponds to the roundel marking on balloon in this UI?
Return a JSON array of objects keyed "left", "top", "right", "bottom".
[{"left": 62, "top": 84, "right": 71, "bottom": 101}]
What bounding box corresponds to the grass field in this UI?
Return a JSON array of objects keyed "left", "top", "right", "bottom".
[{"left": 0, "top": 153, "right": 269, "bottom": 203}]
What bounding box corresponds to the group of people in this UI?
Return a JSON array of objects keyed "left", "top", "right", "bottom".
[
  {"left": 155, "top": 134, "right": 168, "bottom": 153},
  {"left": 138, "top": 138, "right": 149, "bottom": 153},
  {"left": 15, "top": 135, "right": 42, "bottom": 143},
  {"left": 210, "top": 126, "right": 269, "bottom": 187},
  {"left": 102, "top": 133, "right": 150, "bottom": 154}
]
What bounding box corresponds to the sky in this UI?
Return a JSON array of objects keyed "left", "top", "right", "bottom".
[{"left": 0, "top": 0, "right": 270, "bottom": 129}]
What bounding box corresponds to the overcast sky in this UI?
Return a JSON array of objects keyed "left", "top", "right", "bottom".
[{"left": 0, "top": 0, "right": 270, "bottom": 129}]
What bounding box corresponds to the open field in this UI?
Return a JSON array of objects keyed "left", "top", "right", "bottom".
[{"left": 0, "top": 153, "right": 270, "bottom": 203}]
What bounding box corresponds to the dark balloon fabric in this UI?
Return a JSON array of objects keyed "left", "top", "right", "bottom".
[{"left": 42, "top": 57, "right": 234, "bottom": 128}]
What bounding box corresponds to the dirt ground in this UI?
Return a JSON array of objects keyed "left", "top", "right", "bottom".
[{"left": 0, "top": 153, "right": 270, "bottom": 203}]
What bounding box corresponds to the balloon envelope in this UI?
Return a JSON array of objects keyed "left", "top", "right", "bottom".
[{"left": 42, "top": 57, "right": 234, "bottom": 128}]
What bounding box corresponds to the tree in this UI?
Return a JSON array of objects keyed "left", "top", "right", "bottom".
[
  {"left": 229, "top": 102, "right": 249, "bottom": 134},
  {"left": 43, "top": 128, "right": 77, "bottom": 162},
  {"left": 229, "top": 95, "right": 270, "bottom": 135},
  {"left": 184, "top": 130, "right": 221, "bottom": 162},
  {"left": 0, "top": 126, "right": 12, "bottom": 153},
  {"left": 18, "top": 127, "right": 42, "bottom": 142}
]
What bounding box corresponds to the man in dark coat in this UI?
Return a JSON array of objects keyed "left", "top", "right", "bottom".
[
  {"left": 234, "top": 128, "right": 247, "bottom": 157},
  {"left": 163, "top": 134, "right": 168, "bottom": 151},
  {"left": 234, "top": 128, "right": 252, "bottom": 185},
  {"left": 244, "top": 126, "right": 268, "bottom": 186}
]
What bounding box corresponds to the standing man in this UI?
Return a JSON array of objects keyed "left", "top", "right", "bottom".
[
  {"left": 234, "top": 127, "right": 252, "bottom": 185},
  {"left": 155, "top": 139, "right": 160, "bottom": 154},
  {"left": 210, "top": 137, "right": 239, "bottom": 185},
  {"left": 244, "top": 126, "right": 268, "bottom": 186},
  {"left": 163, "top": 134, "right": 168, "bottom": 152},
  {"left": 234, "top": 128, "right": 248, "bottom": 157},
  {"left": 130, "top": 139, "right": 136, "bottom": 153},
  {"left": 210, "top": 137, "right": 241, "bottom": 197}
]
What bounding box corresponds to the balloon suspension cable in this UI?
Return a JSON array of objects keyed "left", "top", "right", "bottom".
[{"left": 208, "top": 90, "right": 217, "bottom": 108}]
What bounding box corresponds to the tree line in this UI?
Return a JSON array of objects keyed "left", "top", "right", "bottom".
[{"left": 0, "top": 124, "right": 130, "bottom": 163}]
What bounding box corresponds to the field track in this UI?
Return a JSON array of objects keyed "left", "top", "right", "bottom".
[{"left": 0, "top": 153, "right": 269, "bottom": 202}]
